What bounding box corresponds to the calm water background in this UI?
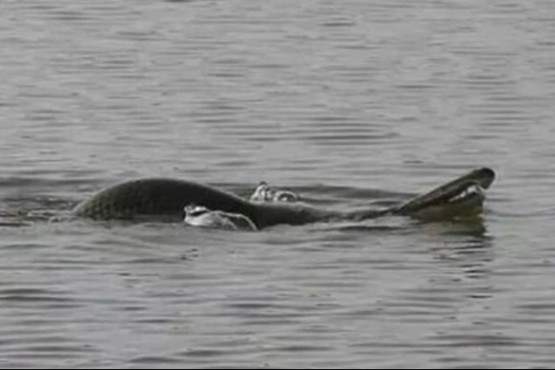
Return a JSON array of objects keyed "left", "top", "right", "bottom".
[{"left": 1, "top": 0, "right": 554, "bottom": 368}]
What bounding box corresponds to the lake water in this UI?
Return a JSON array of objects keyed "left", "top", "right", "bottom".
[{"left": 1, "top": 0, "right": 555, "bottom": 368}]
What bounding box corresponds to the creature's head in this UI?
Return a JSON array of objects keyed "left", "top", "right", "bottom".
[{"left": 394, "top": 167, "right": 495, "bottom": 220}]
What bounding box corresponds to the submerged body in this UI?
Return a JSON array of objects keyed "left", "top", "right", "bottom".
[
  {"left": 72, "top": 177, "right": 336, "bottom": 228},
  {"left": 73, "top": 167, "right": 495, "bottom": 229}
]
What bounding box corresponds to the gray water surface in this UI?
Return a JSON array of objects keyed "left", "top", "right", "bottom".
[{"left": 1, "top": 0, "right": 555, "bottom": 368}]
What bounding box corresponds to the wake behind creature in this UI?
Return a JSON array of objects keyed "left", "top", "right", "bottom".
[{"left": 72, "top": 167, "right": 496, "bottom": 231}]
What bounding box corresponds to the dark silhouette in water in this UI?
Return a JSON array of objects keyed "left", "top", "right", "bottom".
[{"left": 73, "top": 167, "right": 495, "bottom": 229}]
